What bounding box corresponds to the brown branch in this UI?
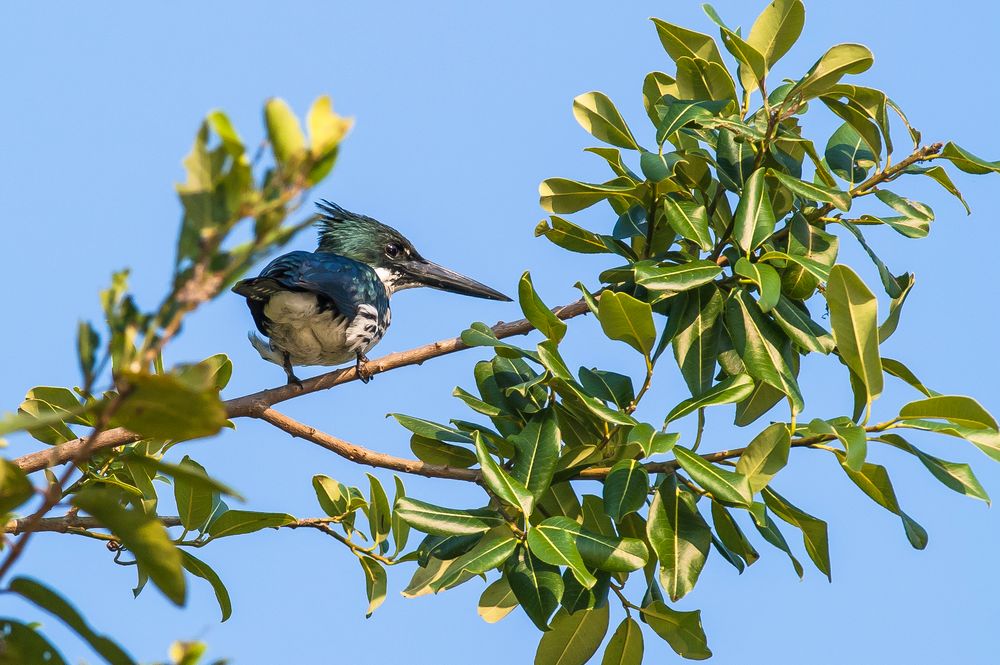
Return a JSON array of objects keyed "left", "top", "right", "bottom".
[{"left": 13, "top": 300, "right": 591, "bottom": 474}]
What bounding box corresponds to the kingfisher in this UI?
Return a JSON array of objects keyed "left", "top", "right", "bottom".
[{"left": 232, "top": 201, "right": 511, "bottom": 385}]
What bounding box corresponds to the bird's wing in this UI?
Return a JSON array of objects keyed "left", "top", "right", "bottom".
[{"left": 232, "top": 251, "right": 387, "bottom": 331}]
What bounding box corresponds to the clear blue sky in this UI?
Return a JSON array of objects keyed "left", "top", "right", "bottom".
[{"left": 2, "top": 1, "right": 999, "bottom": 662}]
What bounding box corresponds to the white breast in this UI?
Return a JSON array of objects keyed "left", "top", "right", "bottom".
[{"left": 262, "top": 292, "right": 356, "bottom": 366}]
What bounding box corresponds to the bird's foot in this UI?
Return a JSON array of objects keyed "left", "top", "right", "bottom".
[
  {"left": 283, "top": 353, "right": 304, "bottom": 390},
  {"left": 356, "top": 353, "right": 374, "bottom": 384}
]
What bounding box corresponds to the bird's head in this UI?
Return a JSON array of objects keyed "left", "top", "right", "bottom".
[{"left": 315, "top": 200, "right": 511, "bottom": 301}]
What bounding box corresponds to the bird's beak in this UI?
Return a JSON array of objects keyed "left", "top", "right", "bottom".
[{"left": 404, "top": 259, "right": 512, "bottom": 301}]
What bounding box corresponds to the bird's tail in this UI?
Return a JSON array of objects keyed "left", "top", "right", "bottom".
[{"left": 247, "top": 332, "right": 283, "bottom": 366}]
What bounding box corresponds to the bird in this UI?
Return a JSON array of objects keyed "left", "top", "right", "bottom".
[{"left": 232, "top": 200, "right": 512, "bottom": 385}]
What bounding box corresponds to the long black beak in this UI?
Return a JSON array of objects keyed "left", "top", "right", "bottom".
[{"left": 404, "top": 259, "right": 512, "bottom": 301}]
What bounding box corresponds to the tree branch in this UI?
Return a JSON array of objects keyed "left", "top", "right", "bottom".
[{"left": 13, "top": 300, "right": 591, "bottom": 474}]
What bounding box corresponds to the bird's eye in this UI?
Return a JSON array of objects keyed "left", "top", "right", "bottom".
[{"left": 384, "top": 243, "right": 401, "bottom": 258}]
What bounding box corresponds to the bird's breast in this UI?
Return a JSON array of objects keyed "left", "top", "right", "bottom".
[{"left": 262, "top": 292, "right": 389, "bottom": 366}]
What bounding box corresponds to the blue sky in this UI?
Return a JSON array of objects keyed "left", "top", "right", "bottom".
[{"left": 2, "top": 1, "right": 999, "bottom": 662}]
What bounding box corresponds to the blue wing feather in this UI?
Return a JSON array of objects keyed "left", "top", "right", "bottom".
[{"left": 233, "top": 251, "right": 388, "bottom": 336}]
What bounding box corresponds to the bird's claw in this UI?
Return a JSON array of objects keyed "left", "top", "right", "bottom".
[{"left": 356, "top": 353, "right": 374, "bottom": 384}]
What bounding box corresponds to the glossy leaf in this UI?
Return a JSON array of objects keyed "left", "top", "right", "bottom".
[
  {"left": 877, "top": 433, "right": 989, "bottom": 504},
  {"left": 840, "top": 460, "right": 927, "bottom": 549},
  {"left": 207, "top": 510, "right": 295, "bottom": 539},
  {"left": 528, "top": 518, "right": 597, "bottom": 588},
  {"left": 539, "top": 177, "right": 640, "bottom": 214},
  {"left": 511, "top": 409, "right": 561, "bottom": 500},
  {"left": 573, "top": 91, "right": 641, "bottom": 150},
  {"left": 519, "top": 272, "right": 567, "bottom": 343},
  {"left": 788, "top": 43, "right": 874, "bottom": 101},
  {"left": 672, "top": 285, "right": 724, "bottom": 395},
  {"left": 635, "top": 260, "right": 723, "bottom": 294},
  {"left": 762, "top": 488, "right": 831, "bottom": 580},
  {"left": 604, "top": 460, "right": 650, "bottom": 521},
  {"left": 478, "top": 577, "right": 519, "bottom": 623},
  {"left": 173, "top": 456, "right": 214, "bottom": 532},
  {"left": 535, "top": 605, "right": 610, "bottom": 665},
  {"left": 651, "top": 19, "right": 725, "bottom": 68},
  {"left": 647, "top": 476, "right": 711, "bottom": 601},
  {"left": 506, "top": 547, "right": 564, "bottom": 631},
  {"left": 602, "top": 617, "right": 644, "bottom": 665},
  {"left": 179, "top": 551, "right": 232, "bottom": 622},
  {"left": 358, "top": 557, "right": 387, "bottom": 617},
  {"left": 394, "top": 497, "right": 504, "bottom": 536},
  {"left": 435, "top": 527, "right": 519, "bottom": 590},
  {"left": 9, "top": 577, "right": 135, "bottom": 665},
  {"left": 674, "top": 446, "right": 753, "bottom": 507},
  {"left": 665, "top": 373, "right": 755, "bottom": 423},
  {"left": 732, "top": 169, "right": 776, "bottom": 251},
  {"left": 476, "top": 433, "right": 534, "bottom": 515},
  {"left": 734, "top": 258, "right": 780, "bottom": 312},
  {"left": 662, "top": 197, "right": 712, "bottom": 250},
  {"left": 826, "top": 265, "right": 882, "bottom": 402},
  {"left": 725, "top": 290, "right": 804, "bottom": 412},
  {"left": 768, "top": 169, "right": 851, "bottom": 211},
  {"left": 747, "top": 0, "right": 805, "bottom": 67},
  {"left": 899, "top": 395, "right": 998, "bottom": 431},
  {"left": 736, "top": 423, "right": 791, "bottom": 493},
  {"left": 597, "top": 290, "right": 656, "bottom": 356},
  {"left": 642, "top": 601, "right": 712, "bottom": 660}
]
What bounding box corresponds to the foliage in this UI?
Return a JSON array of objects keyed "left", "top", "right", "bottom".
[{"left": 2, "top": 2, "right": 1000, "bottom": 663}]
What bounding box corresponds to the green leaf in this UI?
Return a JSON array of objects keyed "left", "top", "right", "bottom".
[
  {"left": 939, "top": 142, "right": 1000, "bottom": 175},
  {"left": 650, "top": 19, "right": 726, "bottom": 68},
  {"left": 768, "top": 169, "right": 851, "bottom": 211},
  {"left": 734, "top": 258, "right": 780, "bottom": 313},
  {"left": 312, "top": 475, "right": 352, "bottom": 518},
  {"left": 747, "top": 0, "right": 805, "bottom": 67},
  {"left": 736, "top": 423, "right": 791, "bottom": 493},
  {"left": 358, "top": 557, "right": 387, "bottom": 617},
  {"left": 748, "top": 502, "right": 804, "bottom": 576},
  {"left": 597, "top": 290, "right": 656, "bottom": 356},
  {"left": 264, "top": 97, "right": 306, "bottom": 165},
  {"left": 642, "top": 601, "right": 712, "bottom": 660},
  {"left": 826, "top": 265, "right": 882, "bottom": 403},
  {"left": 410, "top": 435, "right": 478, "bottom": 468},
  {"left": 528, "top": 518, "right": 597, "bottom": 589},
  {"left": 674, "top": 446, "right": 753, "bottom": 507},
  {"left": 653, "top": 99, "right": 729, "bottom": 144},
  {"left": 787, "top": 43, "right": 874, "bottom": 102},
  {"left": 435, "top": 527, "right": 519, "bottom": 590},
  {"left": 366, "top": 473, "right": 392, "bottom": 549},
  {"left": 724, "top": 291, "right": 804, "bottom": 412},
  {"left": 839, "top": 460, "right": 927, "bottom": 549},
  {"left": 710, "top": 501, "right": 760, "bottom": 566},
  {"left": 579, "top": 368, "right": 635, "bottom": 410},
  {"left": 603, "top": 460, "right": 650, "bottom": 521},
  {"left": 179, "top": 551, "right": 232, "bottom": 622},
  {"left": 882, "top": 357, "right": 935, "bottom": 397},
  {"left": 826, "top": 122, "right": 876, "bottom": 184},
  {"left": 511, "top": 409, "right": 561, "bottom": 500},
  {"left": 635, "top": 260, "right": 723, "bottom": 293},
  {"left": 476, "top": 433, "right": 534, "bottom": 515},
  {"left": 762, "top": 488, "right": 831, "bottom": 580},
  {"left": 720, "top": 29, "right": 767, "bottom": 93},
  {"left": 539, "top": 177, "right": 640, "bottom": 214},
  {"left": 771, "top": 296, "right": 835, "bottom": 355},
  {"left": 506, "top": 547, "right": 564, "bottom": 631},
  {"left": 665, "top": 374, "right": 755, "bottom": 423},
  {"left": 173, "top": 456, "right": 215, "bottom": 532},
  {"left": 72, "top": 488, "right": 185, "bottom": 606},
  {"left": 394, "top": 497, "right": 503, "bottom": 536},
  {"left": 672, "top": 285, "right": 724, "bottom": 396},
  {"left": 878, "top": 433, "right": 990, "bottom": 504},
  {"left": 602, "top": 617, "right": 644, "bottom": 665},
  {"left": 675, "top": 56, "right": 738, "bottom": 103},
  {"left": 808, "top": 419, "right": 867, "bottom": 472},
  {"left": 0, "top": 459, "right": 33, "bottom": 514},
  {"left": 389, "top": 413, "right": 472, "bottom": 443},
  {"left": 899, "top": 395, "right": 998, "bottom": 431},
  {"left": 732, "top": 169, "right": 776, "bottom": 252},
  {"left": 904, "top": 165, "right": 970, "bottom": 214},
  {"left": 519, "top": 272, "right": 568, "bottom": 343},
  {"left": 206, "top": 510, "right": 295, "bottom": 539},
  {"left": 0, "top": 619, "right": 68, "bottom": 665},
  {"left": 647, "top": 476, "right": 711, "bottom": 601},
  {"left": 535, "top": 605, "right": 610, "bottom": 665},
  {"left": 306, "top": 94, "right": 351, "bottom": 160},
  {"left": 878, "top": 272, "right": 914, "bottom": 343},
  {"left": 573, "top": 92, "right": 641, "bottom": 151},
  {"left": 478, "top": 577, "right": 519, "bottom": 624},
  {"left": 837, "top": 219, "right": 904, "bottom": 298},
  {"left": 402, "top": 555, "right": 475, "bottom": 598},
  {"left": 9, "top": 577, "right": 135, "bottom": 665},
  {"left": 115, "top": 372, "right": 226, "bottom": 442},
  {"left": 662, "top": 197, "right": 712, "bottom": 250},
  {"left": 535, "top": 216, "right": 611, "bottom": 254}
]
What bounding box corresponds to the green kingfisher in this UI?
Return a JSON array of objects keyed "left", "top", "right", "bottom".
[{"left": 232, "top": 201, "right": 511, "bottom": 385}]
